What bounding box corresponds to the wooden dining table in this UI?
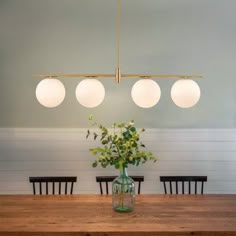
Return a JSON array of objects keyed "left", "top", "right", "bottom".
[{"left": 0, "top": 194, "right": 236, "bottom": 236}]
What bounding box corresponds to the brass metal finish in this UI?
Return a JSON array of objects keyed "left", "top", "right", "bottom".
[
  {"left": 117, "top": 0, "right": 121, "bottom": 71},
  {"left": 33, "top": 74, "right": 115, "bottom": 78},
  {"left": 122, "top": 74, "right": 203, "bottom": 79},
  {"left": 33, "top": 0, "right": 203, "bottom": 81},
  {"left": 115, "top": 68, "right": 121, "bottom": 83},
  {"left": 33, "top": 74, "right": 202, "bottom": 79}
]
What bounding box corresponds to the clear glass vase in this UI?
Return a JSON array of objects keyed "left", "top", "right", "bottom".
[{"left": 112, "top": 167, "right": 135, "bottom": 212}]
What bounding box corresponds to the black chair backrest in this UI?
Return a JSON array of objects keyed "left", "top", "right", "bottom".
[
  {"left": 96, "top": 176, "right": 144, "bottom": 195},
  {"left": 29, "top": 176, "right": 77, "bottom": 195},
  {"left": 160, "top": 176, "right": 207, "bottom": 194}
]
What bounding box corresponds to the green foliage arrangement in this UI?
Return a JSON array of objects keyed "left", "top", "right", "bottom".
[{"left": 86, "top": 115, "right": 157, "bottom": 170}]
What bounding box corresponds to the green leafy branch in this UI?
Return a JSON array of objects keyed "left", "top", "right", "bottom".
[{"left": 86, "top": 115, "right": 157, "bottom": 170}]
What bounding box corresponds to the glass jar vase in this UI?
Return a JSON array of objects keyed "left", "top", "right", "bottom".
[{"left": 112, "top": 167, "right": 135, "bottom": 212}]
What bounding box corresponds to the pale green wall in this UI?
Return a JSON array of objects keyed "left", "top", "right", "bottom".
[{"left": 0, "top": 0, "right": 236, "bottom": 128}]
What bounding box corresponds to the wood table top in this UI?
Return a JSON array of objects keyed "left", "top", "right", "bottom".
[{"left": 0, "top": 194, "right": 236, "bottom": 236}]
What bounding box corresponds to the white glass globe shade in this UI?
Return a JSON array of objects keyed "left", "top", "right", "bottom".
[
  {"left": 131, "top": 79, "right": 161, "bottom": 108},
  {"left": 35, "top": 78, "right": 65, "bottom": 108},
  {"left": 171, "top": 79, "right": 201, "bottom": 108},
  {"left": 75, "top": 79, "right": 105, "bottom": 108}
]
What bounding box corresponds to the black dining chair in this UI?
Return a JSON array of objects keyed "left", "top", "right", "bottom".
[
  {"left": 160, "top": 176, "right": 207, "bottom": 194},
  {"left": 29, "top": 176, "right": 77, "bottom": 195},
  {"left": 96, "top": 176, "right": 144, "bottom": 195}
]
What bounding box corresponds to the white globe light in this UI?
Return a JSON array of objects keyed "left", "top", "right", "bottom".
[
  {"left": 171, "top": 79, "right": 201, "bottom": 108},
  {"left": 131, "top": 79, "right": 161, "bottom": 108},
  {"left": 35, "top": 78, "right": 65, "bottom": 108},
  {"left": 75, "top": 79, "right": 105, "bottom": 108}
]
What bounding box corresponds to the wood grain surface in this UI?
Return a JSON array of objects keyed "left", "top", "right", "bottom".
[{"left": 0, "top": 194, "right": 236, "bottom": 236}]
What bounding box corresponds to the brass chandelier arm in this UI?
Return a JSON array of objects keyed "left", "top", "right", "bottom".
[
  {"left": 33, "top": 73, "right": 202, "bottom": 79},
  {"left": 32, "top": 74, "right": 116, "bottom": 79},
  {"left": 121, "top": 74, "right": 203, "bottom": 79}
]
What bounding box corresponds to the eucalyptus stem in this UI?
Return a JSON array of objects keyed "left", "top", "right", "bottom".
[{"left": 87, "top": 115, "right": 157, "bottom": 170}]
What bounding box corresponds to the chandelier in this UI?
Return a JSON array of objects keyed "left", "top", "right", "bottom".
[{"left": 34, "top": 0, "right": 202, "bottom": 109}]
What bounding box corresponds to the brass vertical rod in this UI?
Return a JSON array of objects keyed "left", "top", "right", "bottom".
[
  {"left": 117, "top": 0, "right": 121, "bottom": 70},
  {"left": 115, "top": 0, "right": 121, "bottom": 83},
  {"left": 33, "top": 0, "right": 203, "bottom": 82}
]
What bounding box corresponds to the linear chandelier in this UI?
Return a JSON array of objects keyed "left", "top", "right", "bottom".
[{"left": 34, "top": 0, "right": 202, "bottom": 109}]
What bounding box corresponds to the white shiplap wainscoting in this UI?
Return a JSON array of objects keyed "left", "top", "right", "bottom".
[{"left": 0, "top": 128, "right": 236, "bottom": 194}]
